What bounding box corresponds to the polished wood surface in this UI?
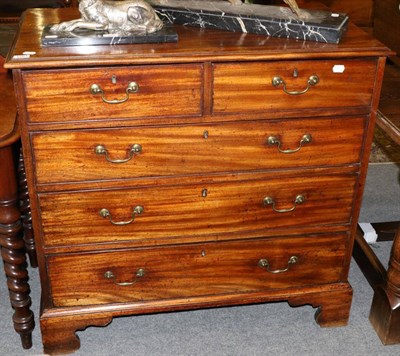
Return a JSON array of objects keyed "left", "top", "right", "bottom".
[
  {"left": 22, "top": 64, "right": 203, "bottom": 123},
  {"left": 0, "top": 56, "right": 17, "bottom": 145},
  {"left": 6, "top": 8, "right": 391, "bottom": 354},
  {"left": 213, "top": 59, "right": 377, "bottom": 114},
  {"left": 47, "top": 234, "right": 348, "bottom": 307},
  {"left": 353, "top": 228, "right": 387, "bottom": 288},
  {"left": 31, "top": 117, "right": 365, "bottom": 185},
  {"left": 0, "top": 146, "right": 35, "bottom": 350},
  {"left": 4, "top": 8, "right": 392, "bottom": 70},
  {"left": 38, "top": 173, "right": 357, "bottom": 248},
  {"left": 0, "top": 2, "right": 77, "bottom": 349},
  {"left": 0, "top": 57, "right": 34, "bottom": 349}
]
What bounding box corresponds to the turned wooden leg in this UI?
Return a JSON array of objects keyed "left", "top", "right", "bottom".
[
  {"left": 41, "top": 313, "right": 112, "bottom": 355},
  {"left": 369, "top": 227, "right": 400, "bottom": 344},
  {"left": 0, "top": 145, "right": 35, "bottom": 349},
  {"left": 289, "top": 283, "right": 353, "bottom": 327},
  {"left": 17, "top": 149, "right": 37, "bottom": 268}
]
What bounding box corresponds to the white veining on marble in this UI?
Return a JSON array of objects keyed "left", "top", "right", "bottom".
[
  {"left": 236, "top": 17, "right": 248, "bottom": 33},
  {"left": 152, "top": 0, "right": 347, "bottom": 43}
]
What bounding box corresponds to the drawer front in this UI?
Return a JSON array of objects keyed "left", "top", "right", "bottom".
[
  {"left": 39, "top": 174, "right": 357, "bottom": 247},
  {"left": 213, "top": 59, "right": 377, "bottom": 114},
  {"left": 22, "top": 64, "right": 203, "bottom": 123},
  {"left": 47, "top": 234, "right": 348, "bottom": 307},
  {"left": 32, "top": 117, "right": 365, "bottom": 185}
]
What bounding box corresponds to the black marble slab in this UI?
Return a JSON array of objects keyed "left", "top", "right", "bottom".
[
  {"left": 149, "top": 0, "right": 348, "bottom": 43},
  {"left": 41, "top": 25, "right": 178, "bottom": 47}
]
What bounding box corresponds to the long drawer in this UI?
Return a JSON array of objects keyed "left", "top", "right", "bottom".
[
  {"left": 31, "top": 117, "right": 365, "bottom": 185},
  {"left": 39, "top": 173, "right": 357, "bottom": 247},
  {"left": 21, "top": 64, "right": 203, "bottom": 123},
  {"left": 47, "top": 234, "right": 348, "bottom": 307},
  {"left": 213, "top": 59, "right": 377, "bottom": 114}
]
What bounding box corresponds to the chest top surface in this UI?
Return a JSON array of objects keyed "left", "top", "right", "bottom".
[{"left": 4, "top": 8, "right": 392, "bottom": 70}]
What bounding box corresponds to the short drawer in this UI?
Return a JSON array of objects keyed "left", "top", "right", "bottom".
[
  {"left": 39, "top": 173, "right": 357, "bottom": 247},
  {"left": 31, "top": 117, "right": 365, "bottom": 185},
  {"left": 213, "top": 59, "right": 377, "bottom": 114},
  {"left": 47, "top": 234, "right": 348, "bottom": 307},
  {"left": 22, "top": 64, "right": 203, "bottom": 123}
]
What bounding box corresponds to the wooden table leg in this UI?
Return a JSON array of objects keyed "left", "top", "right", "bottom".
[
  {"left": 18, "top": 150, "right": 37, "bottom": 268},
  {"left": 0, "top": 145, "right": 34, "bottom": 349},
  {"left": 369, "top": 226, "right": 400, "bottom": 344}
]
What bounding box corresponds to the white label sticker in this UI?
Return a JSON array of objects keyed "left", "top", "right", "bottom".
[
  {"left": 331, "top": 13, "right": 340, "bottom": 18},
  {"left": 13, "top": 54, "right": 30, "bottom": 59},
  {"left": 333, "top": 64, "right": 345, "bottom": 73}
]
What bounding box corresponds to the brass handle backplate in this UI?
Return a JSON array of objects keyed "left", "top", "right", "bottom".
[
  {"left": 90, "top": 81, "right": 139, "bottom": 104},
  {"left": 99, "top": 205, "right": 144, "bottom": 226},
  {"left": 267, "top": 134, "right": 312, "bottom": 154},
  {"left": 104, "top": 268, "right": 145, "bottom": 286},
  {"left": 95, "top": 144, "right": 142, "bottom": 163},
  {"left": 263, "top": 194, "right": 305, "bottom": 213},
  {"left": 272, "top": 75, "right": 319, "bottom": 95},
  {"left": 258, "top": 256, "right": 298, "bottom": 274}
]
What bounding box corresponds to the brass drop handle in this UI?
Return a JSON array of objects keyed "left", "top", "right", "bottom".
[
  {"left": 258, "top": 256, "right": 298, "bottom": 274},
  {"left": 272, "top": 75, "right": 319, "bottom": 95},
  {"left": 267, "top": 134, "right": 312, "bottom": 154},
  {"left": 95, "top": 144, "right": 142, "bottom": 163},
  {"left": 99, "top": 205, "right": 144, "bottom": 226},
  {"left": 104, "top": 268, "right": 145, "bottom": 286},
  {"left": 263, "top": 194, "right": 305, "bottom": 213},
  {"left": 90, "top": 81, "right": 139, "bottom": 104}
]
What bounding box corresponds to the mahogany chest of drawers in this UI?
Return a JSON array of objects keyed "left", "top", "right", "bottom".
[{"left": 5, "top": 8, "right": 391, "bottom": 355}]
